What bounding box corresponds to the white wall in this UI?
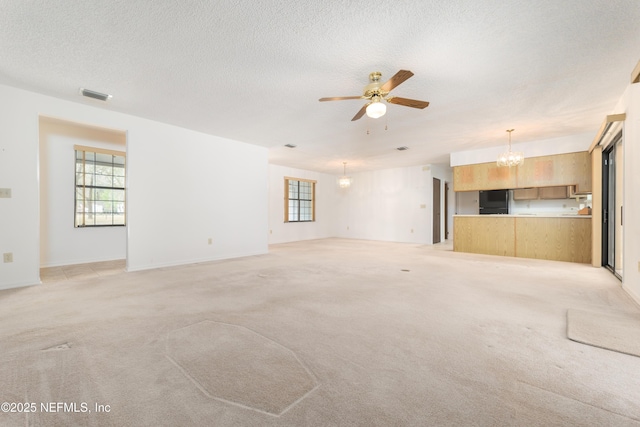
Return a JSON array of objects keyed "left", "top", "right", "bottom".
[
  {"left": 509, "top": 196, "right": 582, "bottom": 215},
  {"left": 617, "top": 83, "right": 640, "bottom": 304},
  {"left": 125, "top": 121, "right": 268, "bottom": 272},
  {"left": 456, "top": 191, "right": 479, "bottom": 215},
  {"left": 0, "top": 84, "right": 268, "bottom": 290},
  {"left": 268, "top": 163, "right": 455, "bottom": 246},
  {"left": 268, "top": 164, "right": 338, "bottom": 244},
  {"left": 450, "top": 132, "right": 592, "bottom": 166},
  {"left": 0, "top": 87, "right": 40, "bottom": 289},
  {"left": 39, "top": 118, "right": 127, "bottom": 267},
  {"left": 335, "top": 165, "right": 442, "bottom": 244}
]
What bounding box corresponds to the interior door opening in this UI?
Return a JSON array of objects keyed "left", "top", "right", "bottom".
[
  {"left": 38, "top": 116, "right": 128, "bottom": 281},
  {"left": 433, "top": 178, "right": 441, "bottom": 244},
  {"left": 444, "top": 182, "right": 449, "bottom": 240}
]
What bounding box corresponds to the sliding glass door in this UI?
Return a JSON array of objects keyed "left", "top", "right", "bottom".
[{"left": 602, "top": 133, "right": 623, "bottom": 279}]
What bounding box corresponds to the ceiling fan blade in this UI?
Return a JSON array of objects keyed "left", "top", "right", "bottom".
[
  {"left": 351, "top": 104, "right": 368, "bottom": 121},
  {"left": 319, "top": 96, "right": 363, "bottom": 102},
  {"left": 380, "top": 70, "right": 414, "bottom": 92},
  {"left": 387, "top": 97, "right": 429, "bottom": 109}
]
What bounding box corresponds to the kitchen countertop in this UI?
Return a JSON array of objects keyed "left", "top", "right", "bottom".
[{"left": 454, "top": 214, "right": 592, "bottom": 218}]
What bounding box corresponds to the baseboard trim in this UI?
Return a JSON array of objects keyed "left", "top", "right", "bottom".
[
  {"left": 40, "top": 256, "right": 126, "bottom": 268},
  {"left": 126, "top": 250, "right": 267, "bottom": 273},
  {"left": 0, "top": 280, "right": 41, "bottom": 291},
  {"left": 622, "top": 284, "right": 640, "bottom": 309}
]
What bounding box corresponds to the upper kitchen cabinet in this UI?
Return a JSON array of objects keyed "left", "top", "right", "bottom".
[
  {"left": 516, "top": 151, "right": 591, "bottom": 192},
  {"left": 453, "top": 151, "right": 591, "bottom": 192},
  {"left": 538, "top": 186, "right": 568, "bottom": 199},
  {"left": 513, "top": 187, "right": 539, "bottom": 200},
  {"left": 453, "top": 161, "right": 516, "bottom": 191},
  {"left": 513, "top": 186, "right": 570, "bottom": 200}
]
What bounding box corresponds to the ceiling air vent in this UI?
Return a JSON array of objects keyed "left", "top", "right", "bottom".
[
  {"left": 396, "top": 146, "right": 409, "bottom": 151},
  {"left": 284, "top": 144, "right": 297, "bottom": 148},
  {"left": 79, "top": 88, "right": 112, "bottom": 101}
]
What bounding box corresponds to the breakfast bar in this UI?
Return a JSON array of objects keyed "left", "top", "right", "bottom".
[{"left": 453, "top": 214, "right": 592, "bottom": 264}]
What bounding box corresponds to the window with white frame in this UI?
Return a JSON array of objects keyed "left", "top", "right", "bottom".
[
  {"left": 74, "top": 145, "right": 126, "bottom": 227},
  {"left": 284, "top": 177, "right": 315, "bottom": 222}
]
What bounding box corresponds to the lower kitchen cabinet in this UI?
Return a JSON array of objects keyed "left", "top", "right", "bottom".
[
  {"left": 453, "top": 216, "right": 515, "bottom": 257},
  {"left": 454, "top": 215, "right": 591, "bottom": 263},
  {"left": 515, "top": 217, "right": 591, "bottom": 263}
]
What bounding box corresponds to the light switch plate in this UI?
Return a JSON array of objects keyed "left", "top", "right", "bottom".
[{"left": 0, "top": 188, "right": 11, "bottom": 198}]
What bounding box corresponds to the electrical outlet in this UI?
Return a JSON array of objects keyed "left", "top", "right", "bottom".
[
  {"left": 3, "top": 253, "right": 13, "bottom": 263},
  {"left": 208, "top": 238, "right": 212, "bottom": 245},
  {"left": 411, "top": 229, "right": 414, "bottom": 233},
  {"left": 0, "top": 188, "right": 11, "bottom": 198},
  {"left": 347, "top": 226, "right": 349, "bottom": 230},
  {"left": 269, "top": 230, "right": 272, "bottom": 234}
]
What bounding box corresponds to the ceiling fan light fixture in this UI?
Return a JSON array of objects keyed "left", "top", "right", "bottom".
[
  {"left": 320, "top": 70, "right": 428, "bottom": 121},
  {"left": 365, "top": 99, "right": 386, "bottom": 119}
]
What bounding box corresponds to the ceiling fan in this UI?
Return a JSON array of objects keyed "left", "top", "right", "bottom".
[{"left": 319, "top": 70, "right": 429, "bottom": 121}]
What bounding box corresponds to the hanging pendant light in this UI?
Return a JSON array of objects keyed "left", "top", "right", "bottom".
[
  {"left": 497, "top": 129, "right": 524, "bottom": 167},
  {"left": 338, "top": 162, "right": 352, "bottom": 188}
]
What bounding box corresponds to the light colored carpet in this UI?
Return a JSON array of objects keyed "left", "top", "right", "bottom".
[
  {"left": 166, "top": 320, "right": 317, "bottom": 415},
  {"left": 1, "top": 238, "right": 640, "bottom": 426},
  {"left": 567, "top": 308, "right": 640, "bottom": 358}
]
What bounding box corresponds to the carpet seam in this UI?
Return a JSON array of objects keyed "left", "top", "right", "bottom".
[{"left": 518, "top": 380, "right": 640, "bottom": 423}]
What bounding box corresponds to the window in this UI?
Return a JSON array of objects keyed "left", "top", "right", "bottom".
[
  {"left": 284, "top": 177, "right": 315, "bottom": 222},
  {"left": 74, "top": 145, "right": 126, "bottom": 227}
]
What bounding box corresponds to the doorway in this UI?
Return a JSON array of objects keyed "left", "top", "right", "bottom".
[
  {"left": 444, "top": 182, "right": 449, "bottom": 240},
  {"left": 38, "top": 116, "right": 127, "bottom": 273},
  {"left": 602, "top": 132, "right": 623, "bottom": 279},
  {"left": 433, "top": 178, "right": 441, "bottom": 244}
]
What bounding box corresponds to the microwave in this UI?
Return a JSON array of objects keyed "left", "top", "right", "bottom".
[{"left": 479, "top": 190, "right": 509, "bottom": 215}]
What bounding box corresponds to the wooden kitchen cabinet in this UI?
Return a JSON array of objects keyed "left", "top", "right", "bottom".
[
  {"left": 538, "top": 186, "right": 568, "bottom": 199},
  {"left": 515, "top": 217, "right": 591, "bottom": 263},
  {"left": 453, "top": 151, "right": 592, "bottom": 193},
  {"left": 513, "top": 186, "right": 569, "bottom": 200},
  {"left": 513, "top": 188, "right": 539, "bottom": 200},
  {"left": 453, "top": 162, "right": 516, "bottom": 191},
  {"left": 453, "top": 216, "right": 516, "bottom": 256},
  {"left": 454, "top": 215, "right": 591, "bottom": 263},
  {"left": 516, "top": 151, "right": 591, "bottom": 192}
]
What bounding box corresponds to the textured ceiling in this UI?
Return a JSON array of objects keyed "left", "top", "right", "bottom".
[{"left": 1, "top": 0, "right": 638, "bottom": 174}]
